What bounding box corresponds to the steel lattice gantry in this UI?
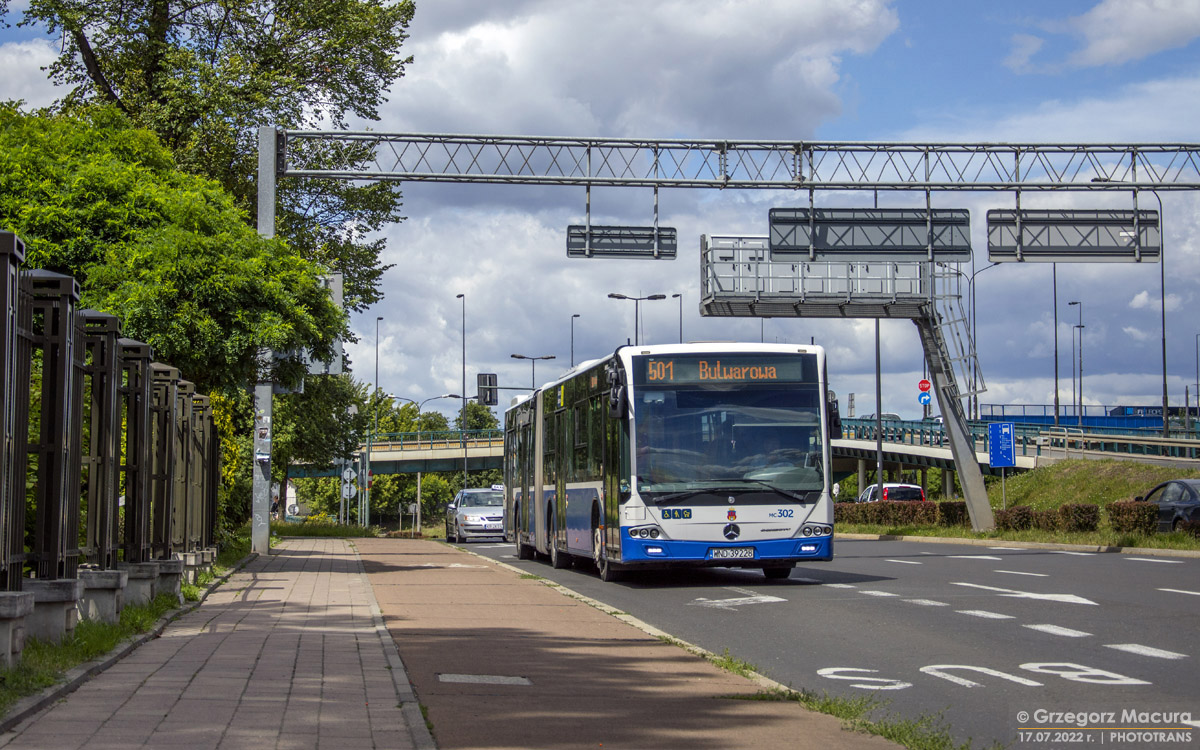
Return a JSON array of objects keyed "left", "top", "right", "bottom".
[
  {"left": 275, "top": 131, "right": 1200, "bottom": 190},
  {"left": 257, "top": 130, "right": 1200, "bottom": 534}
]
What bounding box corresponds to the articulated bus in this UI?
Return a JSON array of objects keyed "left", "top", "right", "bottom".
[{"left": 503, "top": 343, "right": 840, "bottom": 582}]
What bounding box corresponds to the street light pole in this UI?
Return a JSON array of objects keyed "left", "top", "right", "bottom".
[
  {"left": 1069, "top": 301, "right": 1081, "bottom": 426},
  {"left": 511, "top": 353, "right": 556, "bottom": 390},
  {"left": 671, "top": 293, "right": 683, "bottom": 343},
  {"left": 608, "top": 292, "right": 666, "bottom": 346},
  {"left": 367, "top": 314, "right": 382, "bottom": 527},
  {"left": 456, "top": 293, "right": 466, "bottom": 491},
  {"left": 570, "top": 313, "right": 580, "bottom": 366}
]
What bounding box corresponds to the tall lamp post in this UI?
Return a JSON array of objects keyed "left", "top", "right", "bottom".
[
  {"left": 671, "top": 293, "right": 683, "bottom": 343},
  {"left": 1075, "top": 300, "right": 1084, "bottom": 427},
  {"left": 511, "top": 353, "right": 556, "bottom": 390},
  {"left": 456, "top": 293, "right": 466, "bottom": 491},
  {"left": 390, "top": 393, "right": 459, "bottom": 534},
  {"left": 570, "top": 313, "right": 580, "bottom": 366},
  {"left": 608, "top": 292, "right": 665, "bottom": 345}
]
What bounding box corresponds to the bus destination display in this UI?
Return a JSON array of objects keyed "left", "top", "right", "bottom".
[{"left": 633, "top": 354, "right": 815, "bottom": 385}]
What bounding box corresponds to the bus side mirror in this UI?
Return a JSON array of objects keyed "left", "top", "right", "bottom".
[
  {"left": 607, "top": 363, "right": 627, "bottom": 419},
  {"left": 827, "top": 392, "right": 842, "bottom": 440}
]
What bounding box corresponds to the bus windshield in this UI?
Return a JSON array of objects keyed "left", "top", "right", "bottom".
[{"left": 632, "top": 383, "right": 824, "bottom": 502}]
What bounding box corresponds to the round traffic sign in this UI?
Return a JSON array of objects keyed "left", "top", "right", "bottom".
[
  {"left": 918, "top": 392, "right": 932, "bottom": 405},
  {"left": 341, "top": 483, "right": 358, "bottom": 499},
  {"left": 918, "top": 379, "right": 932, "bottom": 392}
]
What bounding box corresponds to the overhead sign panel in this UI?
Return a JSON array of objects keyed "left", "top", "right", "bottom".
[
  {"left": 768, "top": 208, "right": 972, "bottom": 261},
  {"left": 566, "top": 225, "right": 677, "bottom": 259},
  {"left": 987, "top": 209, "right": 1159, "bottom": 262}
]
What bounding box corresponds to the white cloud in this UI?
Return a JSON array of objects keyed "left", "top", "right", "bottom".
[
  {"left": 1129, "top": 290, "right": 1152, "bottom": 309},
  {"left": 1004, "top": 33, "right": 1044, "bottom": 73},
  {"left": 1068, "top": 0, "right": 1200, "bottom": 67},
  {"left": 1123, "top": 326, "right": 1150, "bottom": 342},
  {"left": 0, "top": 39, "right": 61, "bottom": 108}
]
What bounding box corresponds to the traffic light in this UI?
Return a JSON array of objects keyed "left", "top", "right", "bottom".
[{"left": 477, "top": 372, "right": 498, "bottom": 406}]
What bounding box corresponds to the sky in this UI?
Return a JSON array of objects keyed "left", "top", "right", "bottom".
[{"left": 3, "top": 0, "right": 1200, "bottom": 423}]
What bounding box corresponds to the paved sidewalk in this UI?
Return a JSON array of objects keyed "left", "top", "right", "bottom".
[
  {"left": 359, "top": 538, "right": 896, "bottom": 750},
  {"left": 0, "top": 538, "right": 429, "bottom": 750}
]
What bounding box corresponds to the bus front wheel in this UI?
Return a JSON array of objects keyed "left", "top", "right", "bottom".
[
  {"left": 763, "top": 565, "right": 793, "bottom": 580},
  {"left": 593, "top": 526, "right": 623, "bottom": 583}
]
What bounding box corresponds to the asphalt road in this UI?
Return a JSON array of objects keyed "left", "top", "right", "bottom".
[{"left": 454, "top": 537, "right": 1200, "bottom": 748}]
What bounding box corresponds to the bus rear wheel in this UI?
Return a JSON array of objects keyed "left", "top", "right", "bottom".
[{"left": 548, "top": 510, "right": 570, "bottom": 569}]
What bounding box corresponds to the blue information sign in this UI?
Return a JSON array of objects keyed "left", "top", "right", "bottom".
[
  {"left": 988, "top": 422, "right": 1016, "bottom": 468},
  {"left": 917, "top": 392, "right": 932, "bottom": 406}
]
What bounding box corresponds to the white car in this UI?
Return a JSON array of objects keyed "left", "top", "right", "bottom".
[
  {"left": 445, "top": 488, "right": 505, "bottom": 542},
  {"left": 856, "top": 483, "right": 927, "bottom": 502}
]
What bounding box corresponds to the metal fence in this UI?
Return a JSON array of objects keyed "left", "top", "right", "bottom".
[{"left": 0, "top": 231, "right": 220, "bottom": 591}]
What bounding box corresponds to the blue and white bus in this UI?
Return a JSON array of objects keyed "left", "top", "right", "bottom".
[{"left": 503, "top": 343, "right": 839, "bottom": 582}]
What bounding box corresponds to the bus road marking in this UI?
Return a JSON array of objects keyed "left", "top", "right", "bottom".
[
  {"left": 690, "top": 594, "right": 787, "bottom": 610},
  {"left": 1158, "top": 587, "right": 1200, "bottom": 596},
  {"left": 885, "top": 559, "right": 922, "bottom": 565},
  {"left": 1125, "top": 557, "right": 1183, "bottom": 564},
  {"left": 1023, "top": 624, "right": 1092, "bottom": 638},
  {"left": 951, "top": 582, "right": 1097, "bottom": 606},
  {"left": 956, "top": 610, "right": 1015, "bottom": 619},
  {"left": 994, "top": 570, "right": 1048, "bottom": 577},
  {"left": 1104, "top": 644, "right": 1188, "bottom": 660}
]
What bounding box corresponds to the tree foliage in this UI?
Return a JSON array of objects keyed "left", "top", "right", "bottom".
[
  {"left": 0, "top": 104, "right": 343, "bottom": 392},
  {"left": 14, "top": 0, "right": 415, "bottom": 310}
]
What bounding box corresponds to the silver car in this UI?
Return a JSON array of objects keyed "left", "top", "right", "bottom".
[{"left": 445, "top": 488, "right": 505, "bottom": 542}]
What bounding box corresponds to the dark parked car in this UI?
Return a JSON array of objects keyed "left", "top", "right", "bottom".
[{"left": 1137, "top": 480, "right": 1200, "bottom": 532}]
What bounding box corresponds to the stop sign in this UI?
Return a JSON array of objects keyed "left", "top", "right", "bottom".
[{"left": 918, "top": 379, "right": 932, "bottom": 392}]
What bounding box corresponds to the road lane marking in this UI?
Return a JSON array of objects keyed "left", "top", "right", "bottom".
[
  {"left": 951, "top": 581, "right": 1097, "bottom": 606},
  {"left": 903, "top": 599, "right": 949, "bottom": 606},
  {"left": 1125, "top": 557, "right": 1183, "bottom": 564},
  {"left": 1103, "top": 643, "right": 1188, "bottom": 660},
  {"left": 859, "top": 590, "right": 899, "bottom": 597},
  {"left": 825, "top": 583, "right": 856, "bottom": 589},
  {"left": 1023, "top": 624, "right": 1092, "bottom": 638},
  {"left": 885, "top": 559, "right": 922, "bottom": 565},
  {"left": 689, "top": 594, "right": 787, "bottom": 610},
  {"left": 1051, "top": 551, "right": 1095, "bottom": 556},
  {"left": 994, "top": 570, "right": 1049, "bottom": 577},
  {"left": 948, "top": 555, "right": 1003, "bottom": 560},
  {"left": 988, "top": 546, "right": 1025, "bottom": 551},
  {"left": 1158, "top": 587, "right": 1200, "bottom": 596},
  {"left": 956, "top": 610, "right": 1014, "bottom": 619}
]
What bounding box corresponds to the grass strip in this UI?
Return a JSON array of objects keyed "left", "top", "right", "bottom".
[
  {"left": 0, "top": 592, "right": 179, "bottom": 716},
  {"left": 270, "top": 521, "right": 383, "bottom": 538}
]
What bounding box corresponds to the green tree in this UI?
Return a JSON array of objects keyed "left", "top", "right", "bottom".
[
  {"left": 0, "top": 105, "right": 343, "bottom": 392},
  {"left": 12, "top": 0, "right": 415, "bottom": 310},
  {"left": 454, "top": 401, "right": 501, "bottom": 431}
]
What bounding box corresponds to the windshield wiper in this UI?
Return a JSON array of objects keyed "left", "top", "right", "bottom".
[
  {"left": 646, "top": 489, "right": 720, "bottom": 505},
  {"left": 738, "top": 479, "right": 820, "bottom": 503}
]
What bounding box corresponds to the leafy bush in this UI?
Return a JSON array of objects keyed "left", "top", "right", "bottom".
[
  {"left": 1107, "top": 501, "right": 1157, "bottom": 535},
  {"left": 834, "top": 503, "right": 865, "bottom": 524},
  {"left": 995, "top": 505, "right": 1033, "bottom": 531},
  {"left": 937, "top": 502, "right": 968, "bottom": 527},
  {"left": 1031, "top": 509, "right": 1059, "bottom": 531},
  {"left": 1058, "top": 503, "right": 1099, "bottom": 532}
]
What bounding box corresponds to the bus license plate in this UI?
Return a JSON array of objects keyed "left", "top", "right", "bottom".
[
  {"left": 484, "top": 523, "right": 502, "bottom": 531},
  {"left": 711, "top": 547, "right": 754, "bottom": 559}
]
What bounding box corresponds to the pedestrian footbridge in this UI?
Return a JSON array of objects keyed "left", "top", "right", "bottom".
[{"left": 292, "top": 420, "right": 1200, "bottom": 480}]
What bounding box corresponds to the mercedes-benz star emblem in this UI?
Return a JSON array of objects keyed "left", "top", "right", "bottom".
[
  {"left": 727, "top": 496, "right": 736, "bottom": 504},
  {"left": 723, "top": 524, "right": 741, "bottom": 540}
]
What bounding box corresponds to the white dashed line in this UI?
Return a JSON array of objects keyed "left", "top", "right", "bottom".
[
  {"left": 1051, "top": 551, "right": 1095, "bottom": 556},
  {"left": 988, "top": 546, "right": 1025, "bottom": 550},
  {"left": 903, "top": 599, "right": 949, "bottom": 607},
  {"left": 1023, "top": 624, "right": 1092, "bottom": 638},
  {"left": 885, "top": 559, "right": 923, "bottom": 565},
  {"left": 1158, "top": 587, "right": 1200, "bottom": 597},
  {"left": 948, "top": 555, "right": 1003, "bottom": 561},
  {"left": 956, "top": 610, "right": 1015, "bottom": 619},
  {"left": 825, "top": 583, "right": 857, "bottom": 589},
  {"left": 1104, "top": 643, "right": 1188, "bottom": 660},
  {"left": 994, "top": 570, "right": 1049, "bottom": 577},
  {"left": 1125, "top": 557, "right": 1183, "bottom": 564},
  {"left": 859, "top": 590, "right": 899, "bottom": 597}
]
